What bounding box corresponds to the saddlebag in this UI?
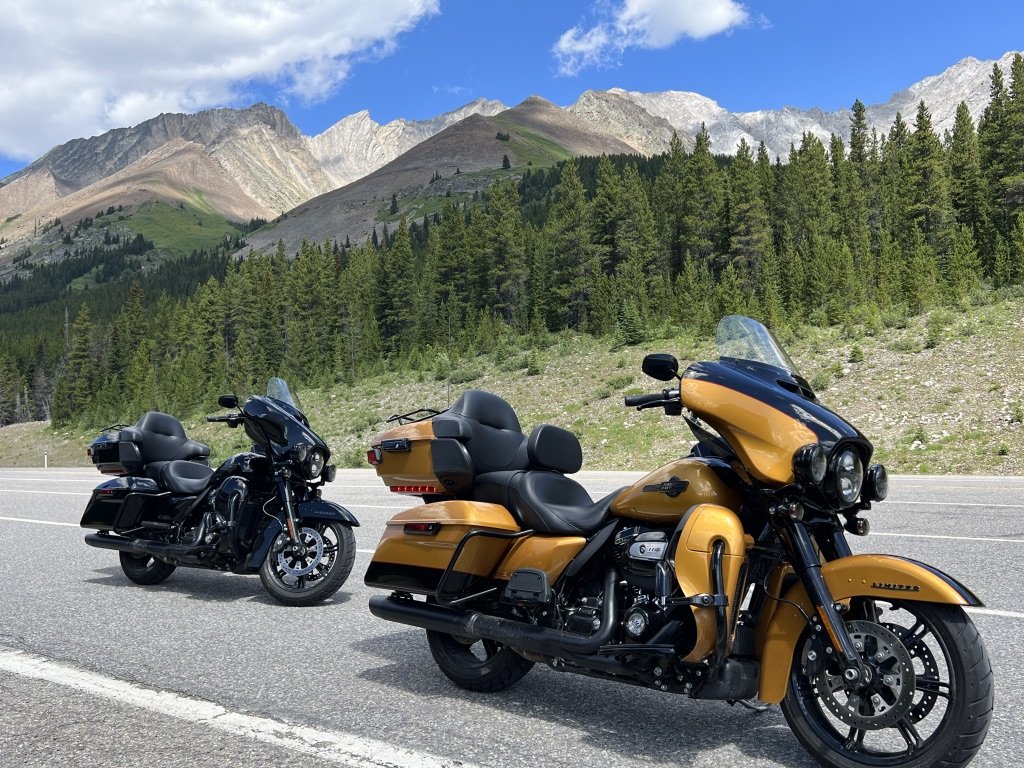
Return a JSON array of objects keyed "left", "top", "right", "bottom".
[
  {"left": 80, "top": 476, "right": 173, "bottom": 532},
  {"left": 364, "top": 501, "right": 523, "bottom": 598}
]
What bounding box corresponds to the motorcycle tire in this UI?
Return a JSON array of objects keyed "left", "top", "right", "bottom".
[
  {"left": 119, "top": 552, "right": 176, "bottom": 585},
  {"left": 259, "top": 521, "right": 355, "bottom": 607},
  {"left": 426, "top": 629, "right": 534, "bottom": 692},
  {"left": 781, "top": 600, "right": 993, "bottom": 768}
]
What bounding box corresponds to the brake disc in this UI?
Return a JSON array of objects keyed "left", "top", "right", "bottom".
[
  {"left": 812, "top": 620, "right": 917, "bottom": 729},
  {"left": 276, "top": 526, "right": 325, "bottom": 578},
  {"left": 883, "top": 621, "right": 940, "bottom": 723}
]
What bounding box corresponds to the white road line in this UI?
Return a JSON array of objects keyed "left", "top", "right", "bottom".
[
  {"left": 871, "top": 532, "right": 1024, "bottom": 544},
  {"left": 2, "top": 488, "right": 92, "bottom": 496},
  {"left": 885, "top": 500, "right": 1024, "bottom": 509},
  {"left": 966, "top": 607, "right": 1024, "bottom": 620},
  {"left": 0, "top": 515, "right": 79, "bottom": 527},
  {"left": 0, "top": 646, "right": 480, "bottom": 768}
]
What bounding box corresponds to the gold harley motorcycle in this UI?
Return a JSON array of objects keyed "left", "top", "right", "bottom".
[{"left": 364, "top": 315, "right": 993, "bottom": 768}]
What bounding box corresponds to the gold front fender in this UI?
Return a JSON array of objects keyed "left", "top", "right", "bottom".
[{"left": 757, "top": 554, "right": 981, "bottom": 704}]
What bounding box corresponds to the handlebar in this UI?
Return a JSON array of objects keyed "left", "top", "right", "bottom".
[
  {"left": 206, "top": 414, "right": 241, "bottom": 426},
  {"left": 624, "top": 388, "right": 681, "bottom": 411}
]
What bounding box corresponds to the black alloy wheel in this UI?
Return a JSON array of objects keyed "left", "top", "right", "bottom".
[
  {"left": 781, "top": 600, "right": 993, "bottom": 768},
  {"left": 259, "top": 520, "right": 355, "bottom": 606},
  {"left": 426, "top": 628, "right": 534, "bottom": 692},
  {"left": 119, "top": 552, "right": 176, "bottom": 585}
]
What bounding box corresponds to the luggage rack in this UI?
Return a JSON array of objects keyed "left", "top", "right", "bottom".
[{"left": 386, "top": 408, "right": 441, "bottom": 426}]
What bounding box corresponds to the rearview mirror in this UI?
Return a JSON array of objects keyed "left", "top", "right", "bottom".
[
  {"left": 641, "top": 353, "right": 679, "bottom": 382},
  {"left": 218, "top": 394, "right": 239, "bottom": 409}
]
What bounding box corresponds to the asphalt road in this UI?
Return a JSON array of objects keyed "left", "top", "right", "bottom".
[{"left": 0, "top": 468, "right": 1020, "bottom": 768}]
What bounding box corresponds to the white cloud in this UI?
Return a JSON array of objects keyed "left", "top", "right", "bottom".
[
  {"left": 553, "top": 0, "right": 749, "bottom": 76},
  {"left": 0, "top": 0, "right": 438, "bottom": 162}
]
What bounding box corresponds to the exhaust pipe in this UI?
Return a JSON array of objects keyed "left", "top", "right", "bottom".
[
  {"left": 84, "top": 532, "right": 209, "bottom": 564},
  {"left": 368, "top": 569, "right": 620, "bottom": 658}
]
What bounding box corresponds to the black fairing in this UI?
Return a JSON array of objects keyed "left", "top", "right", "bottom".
[
  {"left": 685, "top": 359, "right": 872, "bottom": 459},
  {"left": 241, "top": 396, "right": 329, "bottom": 461}
]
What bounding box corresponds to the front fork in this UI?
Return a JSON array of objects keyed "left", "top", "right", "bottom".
[
  {"left": 276, "top": 476, "right": 303, "bottom": 545},
  {"left": 781, "top": 521, "right": 868, "bottom": 685}
]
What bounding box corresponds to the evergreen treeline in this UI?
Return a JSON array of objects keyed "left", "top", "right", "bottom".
[{"left": 6, "top": 56, "right": 1024, "bottom": 430}]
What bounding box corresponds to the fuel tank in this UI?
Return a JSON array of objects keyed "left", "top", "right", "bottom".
[{"left": 610, "top": 457, "right": 742, "bottom": 525}]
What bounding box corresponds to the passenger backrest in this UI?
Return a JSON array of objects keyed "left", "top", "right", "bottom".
[
  {"left": 527, "top": 424, "right": 583, "bottom": 474},
  {"left": 131, "top": 411, "right": 210, "bottom": 465},
  {"left": 436, "top": 390, "right": 528, "bottom": 475}
]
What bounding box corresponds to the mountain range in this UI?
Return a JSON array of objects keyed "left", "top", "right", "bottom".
[{"left": 0, "top": 51, "right": 1018, "bottom": 267}]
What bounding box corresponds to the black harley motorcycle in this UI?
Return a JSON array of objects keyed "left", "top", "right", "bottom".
[{"left": 80, "top": 378, "right": 358, "bottom": 606}]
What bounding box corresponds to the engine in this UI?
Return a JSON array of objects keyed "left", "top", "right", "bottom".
[{"left": 613, "top": 525, "right": 670, "bottom": 592}]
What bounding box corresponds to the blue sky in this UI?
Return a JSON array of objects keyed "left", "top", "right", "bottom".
[{"left": 1, "top": 0, "right": 1022, "bottom": 180}]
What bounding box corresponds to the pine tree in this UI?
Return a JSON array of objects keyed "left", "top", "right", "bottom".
[
  {"left": 680, "top": 126, "right": 725, "bottom": 271},
  {"left": 544, "top": 159, "right": 596, "bottom": 330},
  {"left": 947, "top": 101, "right": 989, "bottom": 254},
  {"left": 946, "top": 225, "right": 982, "bottom": 303},
  {"left": 652, "top": 133, "right": 688, "bottom": 275},
  {"left": 907, "top": 100, "right": 955, "bottom": 258},
  {"left": 727, "top": 139, "right": 773, "bottom": 289},
  {"left": 51, "top": 304, "right": 96, "bottom": 426},
  {"left": 589, "top": 156, "right": 623, "bottom": 273}
]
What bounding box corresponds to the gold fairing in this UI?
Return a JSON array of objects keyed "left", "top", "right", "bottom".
[
  {"left": 756, "top": 554, "right": 975, "bottom": 704},
  {"left": 672, "top": 504, "right": 748, "bottom": 662},
  {"left": 370, "top": 501, "right": 519, "bottom": 575},
  {"left": 681, "top": 378, "right": 817, "bottom": 485},
  {"left": 611, "top": 459, "right": 742, "bottom": 524}
]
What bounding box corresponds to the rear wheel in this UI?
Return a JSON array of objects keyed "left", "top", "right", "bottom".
[
  {"left": 781, "top": 600, "right": 993, "bottom": 768},
  {"left": 119, "top": 552, "right": 176, "bottom": 585},
  {"left": 426, "top": 629, "right": 534, "bottom": 692},
  {"left": 259, "top": 521, "right": 355, "bottom": 606}
]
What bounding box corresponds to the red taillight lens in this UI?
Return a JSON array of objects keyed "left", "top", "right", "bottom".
[
  {"left": 403, "top": 522, "right": 441, "bottom": 535},
  {"left": 366, "top": 447, "right": 382, "bottom": 465}
]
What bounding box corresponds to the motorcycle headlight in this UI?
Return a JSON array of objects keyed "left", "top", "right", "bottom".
[
  {"left": 793, "top": 443, "right": 827, "bottom": 484},
  {"left": 831, "top": 448, "right": 864, "bottom": 506},
  {"left": 304, "top": 448, "right": 327, "bottom": 479}
]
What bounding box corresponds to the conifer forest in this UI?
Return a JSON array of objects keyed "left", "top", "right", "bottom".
[{"left": 2, "top": 58, "right": 1024, "bottom": 430}]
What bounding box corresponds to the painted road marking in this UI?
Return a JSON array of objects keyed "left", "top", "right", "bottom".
[
  {"left": 0, "top": 646, "right": 480, "bottom": 768},
  {"left": 871, "top": 532, "right": 1023, "bottom": 544},
  {"left": 966, "top": 607, "right": 1024, "bottom": 619},
  {"left": 3, "top": 489, "right": 92, "bottom": 496}
]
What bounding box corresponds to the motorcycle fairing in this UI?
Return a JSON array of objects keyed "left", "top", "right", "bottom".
[
  {"left": 756, "top": 554, "right": 983, "bottom": 703},
  {"left": 682, "top": 361, "right": 868, "bottom": 485}
]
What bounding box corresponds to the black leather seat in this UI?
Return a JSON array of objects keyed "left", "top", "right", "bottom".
[
  {"left": 124, "top": 411, "right": 212, "bottom": 491},
  {"left": 433, "top": 390, "right": 528, "bottom": 474},
  {"left": 475, "top": 424, "right": 612, "bottom": 535},
  {"left": 160, "top": 459, "right": 215, "bottom": 495}
]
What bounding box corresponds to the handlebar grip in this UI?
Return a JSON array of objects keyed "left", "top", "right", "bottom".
[
  {"left": 206, "top": 415, "right": 230, "bottom": 422},
  {"left": 624, "top": 393, "right": 665, "bottom": 408}
]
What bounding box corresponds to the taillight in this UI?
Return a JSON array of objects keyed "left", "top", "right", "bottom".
[
  {"left": 403, "top": 522, "right": 441, "bottom": 535},
  {"left": 366, "top": 447, "right": 382, "bottom": 465},
  {"left": 390, "top": 485, "right": 441, "bottom": 494}
]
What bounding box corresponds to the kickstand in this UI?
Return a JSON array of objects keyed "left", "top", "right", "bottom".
[{"left": 727, "top": 699, "right": 772, "bottom": 713}]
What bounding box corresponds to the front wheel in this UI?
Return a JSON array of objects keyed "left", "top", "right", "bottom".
[
  {"left": 119, "top": 552, "right": 176, "bottom": 585},
  {"left": 259, "top": 521, "right": 355, "bottom": 606},
  {"left": 781, "top": 600, "right": 993, "bottom": 768},
  {"left": 426, "top": 629, "right": 534, "bottom": 692}
]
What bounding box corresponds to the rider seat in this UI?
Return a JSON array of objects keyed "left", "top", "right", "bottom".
[{"left": 475, "top": 424, "right": 613, "bottom": 535}]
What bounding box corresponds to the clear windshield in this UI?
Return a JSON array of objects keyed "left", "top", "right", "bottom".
[
  {"left": 715, "top": 315, "right": 799, "bottom": 375},
  {"left": 266, "top": 377, "right": 300, "bottom": 410}
]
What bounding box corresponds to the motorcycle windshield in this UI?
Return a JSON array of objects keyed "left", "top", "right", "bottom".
[
  {"left": 716, "top": 315, "right": 799, "bottom": 376},
  {"left": 266, "top": 377, "right": 300, "bottom": 410}
]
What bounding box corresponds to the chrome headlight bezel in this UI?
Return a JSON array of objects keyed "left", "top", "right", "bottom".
[{"left": 830, "top": 447, "right": 865, "bottom": 507}]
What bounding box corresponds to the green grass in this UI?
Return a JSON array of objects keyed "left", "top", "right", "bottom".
[
  {"left": 123, "top": 198, "right": 242, "bottom": 256},
  {"left": 491, "top": 117, "right": 574, "bottom": 168}
]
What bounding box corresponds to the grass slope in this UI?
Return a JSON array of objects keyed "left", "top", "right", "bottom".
[
  {"left": 9, "top": 297, "right": 1024, "bottom": 476},
  {"left": 125, "top": 197, "right": 242, "bottom": 257}
]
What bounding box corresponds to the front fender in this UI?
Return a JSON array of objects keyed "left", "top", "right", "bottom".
[
  {"left": 246, "top": 499, "right": 360, "bottom": 569},
  {"left": 757, "top": 554, "right": 982, "bottom": 704},
  {"left": 296, "top": 499, "right": 360, "bottom": 526}
]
